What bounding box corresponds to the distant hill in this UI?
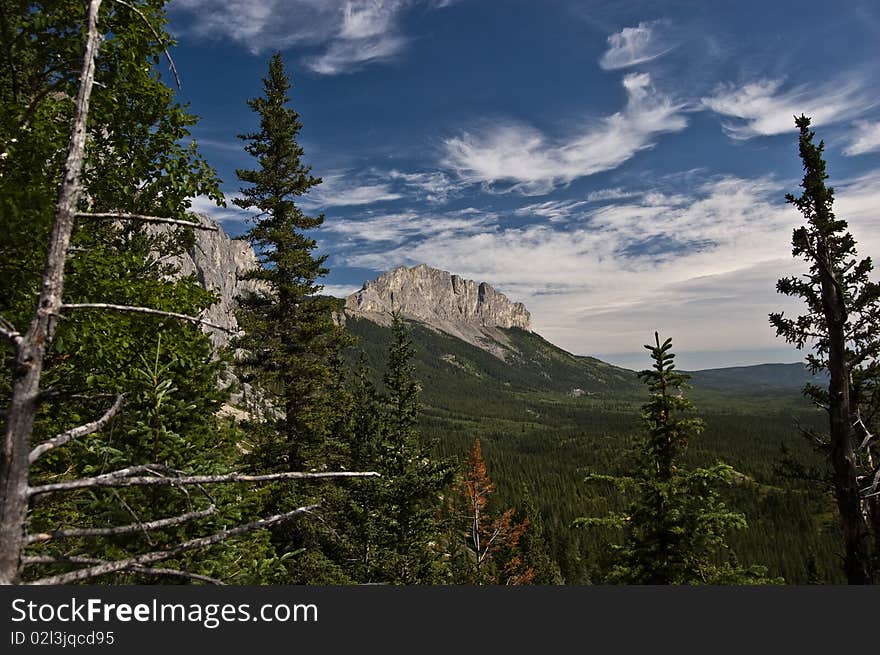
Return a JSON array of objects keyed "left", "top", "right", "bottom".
[
  {"left": 685, "top": 362, "right": 823, "bottom": 394},
  {"left": 344, "top": 316, "right": 641, "bottom": 410}
]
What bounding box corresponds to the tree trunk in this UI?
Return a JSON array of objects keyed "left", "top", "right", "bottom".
[
  {"left": 819, "top": 245, "right": 872, "bottom": 584},
  {"left": 0, "top": 0, "right": 103, "bottom": 585}
]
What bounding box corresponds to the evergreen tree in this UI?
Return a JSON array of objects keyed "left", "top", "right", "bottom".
[
  {"left": 234, "top": 52, "right": 348, "bottom": 473},
  {"left": 578, "top": 334, "right": 775, "bottom": 584},
  {"left": 770, "top": 115, "right": 880, "bottom": 584},
  {"left": 333, "top": 358, "right": 386, "bottom": 582},
  {"left": 231, "top": 52, "right": 352, "bottom": 582},
  {"left": 373, "top": 314, "right": 453, "bottom": 583},
  {"left": 518, "top": 486, "right": 564, "bottom": 584}
]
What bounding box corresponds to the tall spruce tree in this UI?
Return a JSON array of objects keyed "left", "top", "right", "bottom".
[
  {"left": 232, "top": 53, "right": 351, "bottom": 582},
  {"left": 770, "top": 115, "right": 880, "bottom": 584},
  {"left": 578, "top": 334, "right": 774, "bottom": 584},
  {"left": 234, "top": 52, "right": 347, "bottom": 473},
  {"left": 376, "top": 314, "right": 453, "bottom": 583}
]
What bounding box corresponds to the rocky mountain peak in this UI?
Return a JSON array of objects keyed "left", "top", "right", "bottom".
[{"left": 344, "top": 264, "right": 531, "bottom": 357}]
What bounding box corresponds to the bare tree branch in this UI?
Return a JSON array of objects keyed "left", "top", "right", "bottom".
[
  {"left": 23, "top": 556, "right": 225, "bottom": 585},
  {"left": 861, "top": 466, "right": 880, "bottom": 498},
  {"left": 126, "top": 566, "right": 225, "bottom": 585},
  {"left": 76, "top": 212, "right": 218, "bottom": 231},
  {"left": 29, "top": 468, "right": 380, "bottom": 497},
  {"left": 26, "top": 505, "right": 319, "bottom": 585},
  {"left": 26, "top": 504, "right": 216, "bottom": 544},
  {"left": 60, "top": 303, "right": 232, "bottom": 332},
  {"left": 29, "top": 395, "right": 124, "bottom": 464},
  {"left": 0, "top": 0, "right": 104, "bottom": 586},
  {"left": 0, "top": 315, "right": 23, "bottom": 348},
  {"left": 855, "top": 414, "right": 877, "bottom": 451},
  {"left": 0, "top": 328, "right": 23, "bottom": 349},
  {"left": 108, "top": 0, "right": 181, "bottom": 89}
]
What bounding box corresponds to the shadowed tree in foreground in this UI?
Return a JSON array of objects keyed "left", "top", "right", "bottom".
[
  {"left": 0, "top": 1, "right": 375, "bottom": 586},
  {"left": 577, "top": 334, "right": 775, "bottom": 584},
  {"left": 770, "top": 115, "right": 880, "bottom": 584}
]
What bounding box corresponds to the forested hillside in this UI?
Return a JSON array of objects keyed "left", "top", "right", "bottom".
[{"left": 343, "top": 315, "right": 839, "bottom": 583}]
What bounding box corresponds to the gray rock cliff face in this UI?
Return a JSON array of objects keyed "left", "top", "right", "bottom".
[
  {"left": 345, "top": 264, "right": 531, "bottom": 358},
  {"left": 157, "top": 213, "right": 261, "bottom": 347},
  {"left": 161, "top": 220, "right": 532, "bottom": 363}
]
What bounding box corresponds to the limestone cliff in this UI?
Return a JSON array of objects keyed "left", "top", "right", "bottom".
[
  {"left": 344, "top": 264, "right": 531, "bottom": 358},
  {"left": 157, "top": 213, "right": 261, "bottom": 346}
]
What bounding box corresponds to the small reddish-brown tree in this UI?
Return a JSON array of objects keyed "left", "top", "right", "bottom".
[{"left": 449, "top": 438, "right": 533, "bottom": 585}]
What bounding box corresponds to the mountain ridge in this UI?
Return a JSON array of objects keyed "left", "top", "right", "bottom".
[{"left": 344, "top": 264, "right": 531, "bottom": 359}]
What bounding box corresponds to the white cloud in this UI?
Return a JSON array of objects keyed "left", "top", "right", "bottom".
[
  {"left": 302, "top": 169, "right": 461, "bottom": 208},
  {"left": 324, "top": 207, "right": 497, "bottom": 243},
  {"left": 340, "top": 174, "right": 834, "bottom": 356},
  {"left": 702, "top": 77, "right": 875, "bottom": 140},
  {"left": 513, "top": 188, "right": 689, "bottom": 223},
  {"left": 186, "top": 194, "right": 256, "bottom": 228},
  {"left": 441, "top": 73, "right": 688, "bottom": 194},
  {"left": 834, "top": 169, "right": 880, "bottom": 246},
  {"left": 303, "top": 174, "right": 403, "bottom": 208},
  {"left": 320, "top": 283, "right": 363, "bottom": 298},
  {"left": 844, "top": 120, "right": 880, "bottom": 156},
  {"left": 585, "top": 187, "right": 641, "bottom": 203},
  {"left": 389, "top": 170, "right": 458, "bottom": 204},
  {"left": 307, "top": 0, "right": 408, "bottom": 75},
  {"left": 599, "top": 21, "right": 675, "bottom": 70},
  {"left": 171, "top": 1, "right": 454, "bottom": 74},
  {"left": 514, "top": 199, "right": 589, "bottom": 222}
]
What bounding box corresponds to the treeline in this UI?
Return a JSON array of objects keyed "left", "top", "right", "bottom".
[{"left": 1, "top": 1, "right": 878, "bottom": 586}]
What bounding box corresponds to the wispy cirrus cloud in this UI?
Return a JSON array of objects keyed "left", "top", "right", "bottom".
[
  {"left": 170, "top": 1, "right": 457, "bottom": 75},
  {"left": 514, "top": 199, "right": 590, "bottom": 223},
  {"left": 701, "top": 77, "right": 875, "bottom": 139},
  {"left": 324, "top": 207, "right": 496, "bottom": 244},
  {"left": 307, "top": 1, "right": 409, "bottom": 75},
  {"left": 844, "top": 120, "right": 880, "bottom": 156},
  {"left": 302, "top": 173, "right": 403, "bottom": 209},
  {"left": 388, "top": 170, "right": 459, "bottom": 204},
  {"left": 441, "top": 73, "right": 688, "bottom": 195},
  {"left": 300, "top": 168, "right": 460, "bottom": 209},
  {"left": 340, "top": 174, "right": 824, "bottom": 356},
  {"left": 599, "top": 21, "right": 675, "bottom": 70}
]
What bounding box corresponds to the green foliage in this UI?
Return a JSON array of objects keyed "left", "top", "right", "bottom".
[
  {"left": 770, "top": 115, "right": 880, "bottom": 373},
  {"left": 345, "top": 316, "right": 834, "bottom": 583},
  {"left": 770, "top": 115, "right": 880, "bottom": 583},
  {"left": 582, "top": 334, "right": 777, "bottom": 583},
  {"left": 0, "top": 1, "right": 269, "bottom": 583},
  {"left": 333, "top": 316, "right": 453, "bottom": 584},
  {"left": 518, "top": 486, "right": 564, "bottom": 584},
  {"left": 230, "top": 53, "right": 354, "bottom": 583},
  {"left": 233, "top": 52, "right": 349, "bottom": 473}
]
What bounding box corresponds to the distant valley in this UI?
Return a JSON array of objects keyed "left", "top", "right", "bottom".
[{"left": 182, "top": 216, "right": 837, "bottom": 583}]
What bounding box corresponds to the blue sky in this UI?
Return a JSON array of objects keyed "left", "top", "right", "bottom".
[{"left": 166, "top": 0, "right": 880, "bottom": 369}]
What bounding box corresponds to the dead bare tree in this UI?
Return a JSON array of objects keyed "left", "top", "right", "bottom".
[{"left": 0, "top": 0, "right": 376, "bottom": 585}]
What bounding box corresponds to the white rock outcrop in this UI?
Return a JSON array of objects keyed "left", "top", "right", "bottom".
[
  {"left": 157, "top": 213, "right": 261, "bottom": 346},
  {"left": 345, "top": 264, "right": 531, "bottom": 358}
]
